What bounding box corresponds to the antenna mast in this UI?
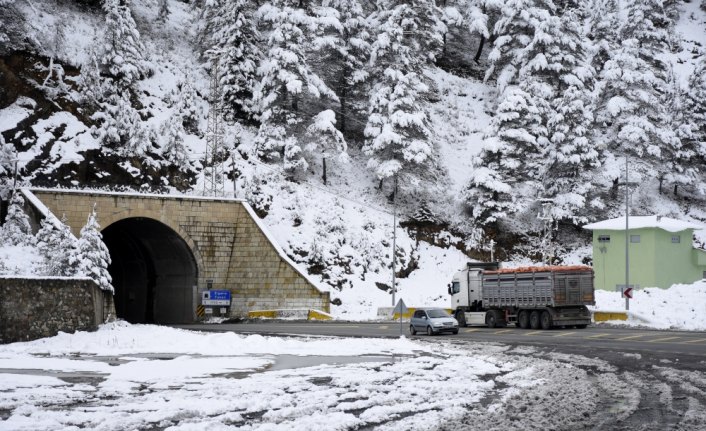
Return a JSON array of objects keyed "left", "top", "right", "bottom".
[{"left": 204, "top": 59, "right": 225, "bottom": 197}]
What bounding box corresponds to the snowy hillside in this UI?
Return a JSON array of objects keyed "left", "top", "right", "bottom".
[{"left": 2, "top": 0, "right": 706, "bottom": 318}]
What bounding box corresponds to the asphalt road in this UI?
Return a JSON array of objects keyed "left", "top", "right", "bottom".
[{"left": 176, "top": 321, "right": 706, "bottom": 364}]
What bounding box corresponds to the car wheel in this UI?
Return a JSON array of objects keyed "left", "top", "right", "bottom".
[
  {"left": 426, "top": 326, "right": 435, "bottom": 336},
  {"left": 518, "top": 311, "right": 530, "bottom": 329},
  {"left": 529, "top": 311, "right": 541, "bottom": 330},
  {"left": 540, "top": 311, "right": 552, "bottom": 330},
  {"left": 486, "top": 312, "right": 497, "bottom": 328},
  {"left": 409, "top": 325, "right": 417, "bottom": 335},
  {"left": 455, "top": 311, "right": 466, "bottom": 327},
  {"left": 452, "top": 329, "right": 459, "bottom": 335}
]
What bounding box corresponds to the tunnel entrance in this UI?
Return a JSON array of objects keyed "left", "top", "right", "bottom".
[{"left": 102, "top": 218, "right": 198, "bottom": 324}]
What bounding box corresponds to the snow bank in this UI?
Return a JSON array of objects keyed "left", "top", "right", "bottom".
[
  {"left": 592, "top": 280, "right": 706, "bottom": 331},
  {"left": 0, "top": 321, "right": 431, "bottom": 357}
]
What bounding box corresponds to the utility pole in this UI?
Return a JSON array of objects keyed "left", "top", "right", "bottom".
[
  {"left": 391, "top": 177, "right": 397, "bottom": 307},
  {"left": 624, "top": 154, "right": 630, "bottom": 311},
  {"left": 537, "top": 198, "right": 555, "bottom": 266},
  {"left": 12, "top": 158, "right": 18, "bottom": 191},
  {"left": 231, "top": 152, "right": 238, "bottom": 198},
  {"left": 204, "top": 59, "right": 225, "bottom": 197}
]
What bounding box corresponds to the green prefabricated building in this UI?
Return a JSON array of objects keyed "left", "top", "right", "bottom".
[{"left": 584, "top": 216, "right": 706, "bottom": 291}]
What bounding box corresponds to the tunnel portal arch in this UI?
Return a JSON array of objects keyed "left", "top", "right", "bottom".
[{"left": 102, "top": 217, "right": 198, "bottom": 324}]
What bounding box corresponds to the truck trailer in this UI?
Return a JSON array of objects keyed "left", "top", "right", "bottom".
[{"left": 448, "top": 262, "right": 595, "bottom": 329}]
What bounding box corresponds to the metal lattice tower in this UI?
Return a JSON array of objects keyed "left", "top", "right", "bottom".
[{"left": 203, "top": 60, "right": 225, "bottom": 197}]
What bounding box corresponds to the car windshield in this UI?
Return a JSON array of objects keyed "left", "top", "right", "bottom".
[{"left": 426, "top": 309, "right": 449, "bottom": 318}]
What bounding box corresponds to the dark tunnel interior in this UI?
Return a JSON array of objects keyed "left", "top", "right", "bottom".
[{"left": 102, "top": 218, "right": 198, "bottom": 324}]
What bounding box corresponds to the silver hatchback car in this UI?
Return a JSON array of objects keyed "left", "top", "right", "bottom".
[{"left": 410, "top": 308, "right": 459, "bottom": 336}]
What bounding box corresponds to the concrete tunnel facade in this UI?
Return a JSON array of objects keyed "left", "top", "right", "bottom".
[{"left": 26, "top": 189, "right": 330, "bottom": 323}]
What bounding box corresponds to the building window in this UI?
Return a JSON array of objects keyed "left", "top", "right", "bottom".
[
  {"left": 671, "top": 235, "right": 680, "bottom": 243},
  {"left": 598, "top": 235, "right": 610, "bottom": 243},
  {"left": 630, "top": 235, "right": 640, "bottom": 243}
]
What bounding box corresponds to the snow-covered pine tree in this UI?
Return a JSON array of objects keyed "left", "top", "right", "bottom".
[
  {"left": 0, "top": 133, "right": 15, "bottom": 177},
  {"left": 0, "top": 133, "right": 15, "bottom": 200},
  {"left": 484, "top": 0, "right": 557, "bottom": 92},
  {"left": 91, "top": 92, "right": 151, "bottom": 157},
  {"left": 683, "top": 56, "right": 706, "bottom": 167},
  {"left": 156, "top": 0, "right": 169, "bottom": 23},
  {"left": 78, "top": 51, "right": 107, "bottom": 109},
  {"left": 596, "top": 38, "right": 671, "bottom": 186},
  {"left": 534, "top": 10, "right": 602, "bottom": 223},
  {"left": 621, "top": 0, "right": 673, "bottom": 58},
  {"left": 253, "top": 0, "right": 338, "bottom": 174},
  {"left": 462, "top": 0, "right": 492, "bottom": 63},
  {"left": 36, "top": 214, "right": 80, "bottom": 277},
  {"left": 172, "top": 77, "right": 201, "bottom": 135},
  {"left": 199, "top": 0, "right": 260, "bottom": 120},
  {"left": 159, "top": 112, "right": 190, "bottom": 169},
  {"left": 1, "top": 192, "right": 32, "bottom": 246},
  {"left": 663, "top": 65, "right": 702, "bottom": 196},
  {"left": 77, "top": 206, "right": 113, "bottom": 293},
  {"left": 100, "top": 0, "right": 149, "bottom": 90},
  {"left": 217, "top": 2, "right": 259, "bottom": 121},
  {"left": 305, "top": 109, "right": 347, "bottom": 185},
  {"left": 363, "top": 0, "right": 445, "bottom": 193},
  {"left": 594, "top": 0, "right": 676, "bottom": 192},
  {"left": 586, "top": 0, "right": 620, "bottom": 75},
  {"left": 317, "top": 0, "right": 371, "bottom": 139},
  {"left": 465, "top": 87, "right": 544, "bottom": 224}
]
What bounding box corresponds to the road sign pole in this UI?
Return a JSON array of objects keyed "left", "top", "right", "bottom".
[
  {"left": 625, "top": 154, "right": 629, "bottom": 312},
  {"left": 392, "top": 298, "right": 407, "bottom": 335}
]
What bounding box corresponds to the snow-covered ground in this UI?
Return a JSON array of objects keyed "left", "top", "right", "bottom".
[
  {"left": 5, "top": 321, "right": 704, "bottom": 430},
  {"left": 0, "top": 322, "right": 520, "bottom": 430},
  {"left": 591, "top": 280, "right": 706, "bottom": 331}
]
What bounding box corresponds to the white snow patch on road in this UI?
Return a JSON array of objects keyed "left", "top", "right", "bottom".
[{"left": 0, "top": 323, "right": 528, "bottom": 431}]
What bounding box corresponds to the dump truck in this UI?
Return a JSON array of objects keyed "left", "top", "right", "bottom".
[{"left": 448, "top": 262, "right": 595, "bottom": 329}]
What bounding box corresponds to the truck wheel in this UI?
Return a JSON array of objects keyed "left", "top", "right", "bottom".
[
  {"left": 426, "top": 326, "right": 435, "bottom": 336},
  {"left": 518, "top": 311, "right": 530, "bottom": 329},
  {"left": 529, "top": 311, "right": 541, "bottom": 329},
  {"left": 409, "top": 325, "right": 417, "bottom": 335},
  {"left": 455, "top": 311, "right": 466, "bottom": 327},
  {"left": 486, "top": 312, "right": 498, "bottom": 328},
  {"left": 540, "top": 311, "right": 552, "bottom": 330}
]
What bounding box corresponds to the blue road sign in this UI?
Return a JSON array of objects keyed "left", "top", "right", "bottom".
[
  {"left": 207, "top": 290, "right": 231, "bottom": 301},
  {"left": 202, "top": 290, "right": 231, "bottom": 306}
]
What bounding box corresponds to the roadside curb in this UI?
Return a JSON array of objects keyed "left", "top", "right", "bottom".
[{"left": 592, "top": 311, "right": 628, "bottom": 322}]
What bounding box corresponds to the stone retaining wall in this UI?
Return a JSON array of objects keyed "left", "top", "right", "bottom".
[{"left": 0, "top": 278, "right": 114, "bottom": 344}]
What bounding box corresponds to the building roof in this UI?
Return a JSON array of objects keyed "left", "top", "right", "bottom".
[{"left": 583, "top": 216, "right": 703, "bottom": 232}]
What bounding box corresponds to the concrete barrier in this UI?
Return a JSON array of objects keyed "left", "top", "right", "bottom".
[
  {"left": 376, "top": 307, "right": 455, "bottom": 321},
  {"left": 592, "top": 311, "right": 628, "bottom": 322},
  {"left": 248, "top": 309, "right": 332, "bottom": 320}
]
